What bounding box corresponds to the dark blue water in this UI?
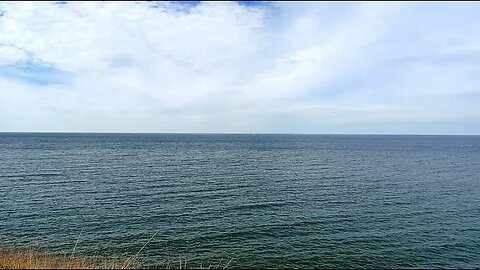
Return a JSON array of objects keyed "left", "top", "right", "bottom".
[{"left": 1, "top": 133, "right": 479, "bottom": 268}]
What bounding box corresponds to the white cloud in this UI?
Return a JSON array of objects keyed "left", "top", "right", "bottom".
[{"left": 0, "top": 1, "right": 479, "bottom": 134}]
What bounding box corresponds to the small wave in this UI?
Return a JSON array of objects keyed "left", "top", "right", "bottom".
[
  {"left": 227, "top": 201, "right": 290, "bottom": 211},
  {"left": 1, "top": 172, "right": 64, "bottom": 178}
]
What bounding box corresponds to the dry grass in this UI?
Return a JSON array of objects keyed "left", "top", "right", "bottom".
[
  {"left": 0, "top": 229, "right": 237, "bottom": 269},
  {"left": 0, "top": 246, "right": 137, "bottom": 269},
  {"left": 0, "top": 229, "right": 161, "bottom": 269}
]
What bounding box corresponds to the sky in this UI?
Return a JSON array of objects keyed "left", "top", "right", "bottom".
[{"left": 0, "top": 1, "right": 479, "bottom": 134}]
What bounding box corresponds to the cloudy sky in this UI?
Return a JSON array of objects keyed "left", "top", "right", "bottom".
[{"left": 0, "top": 1, "right": 479, "bottom": 134}]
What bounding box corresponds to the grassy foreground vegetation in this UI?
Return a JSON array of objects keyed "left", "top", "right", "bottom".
[
  {"left": 0, "top": 246, "right": 137, "bottom": 269},
  {"left": 0, "top": 231, "right": 236, "bottom": 269},
  {"left": 0, "top": 245, "right": 235, "bottom": 269}
]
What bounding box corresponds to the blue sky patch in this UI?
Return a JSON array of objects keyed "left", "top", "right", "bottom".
[
  {"left": 0, "top": 60, "right": 71, "bottom": 86},
  {"left": 159, "top": 1, "right": 272, "bottom": 9},
  {"left": 173, "top": 1, "right": 201, "bottom": 7},
  {"left": 236, "top": 1, "right": 272, "bottom": 7}
]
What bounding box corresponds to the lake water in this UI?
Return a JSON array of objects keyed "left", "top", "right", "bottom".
[{"left": 1, "top": 133, "right": 479, "bottom": 268}]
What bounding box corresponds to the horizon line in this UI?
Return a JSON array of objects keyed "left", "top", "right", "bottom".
[{"left": 0, "top": 131, "right": 479, "bottom": 136}]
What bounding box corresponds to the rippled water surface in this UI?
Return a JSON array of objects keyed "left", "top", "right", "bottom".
[{"left": 1, "top": 133, "right": 479, "bottom": 268}]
